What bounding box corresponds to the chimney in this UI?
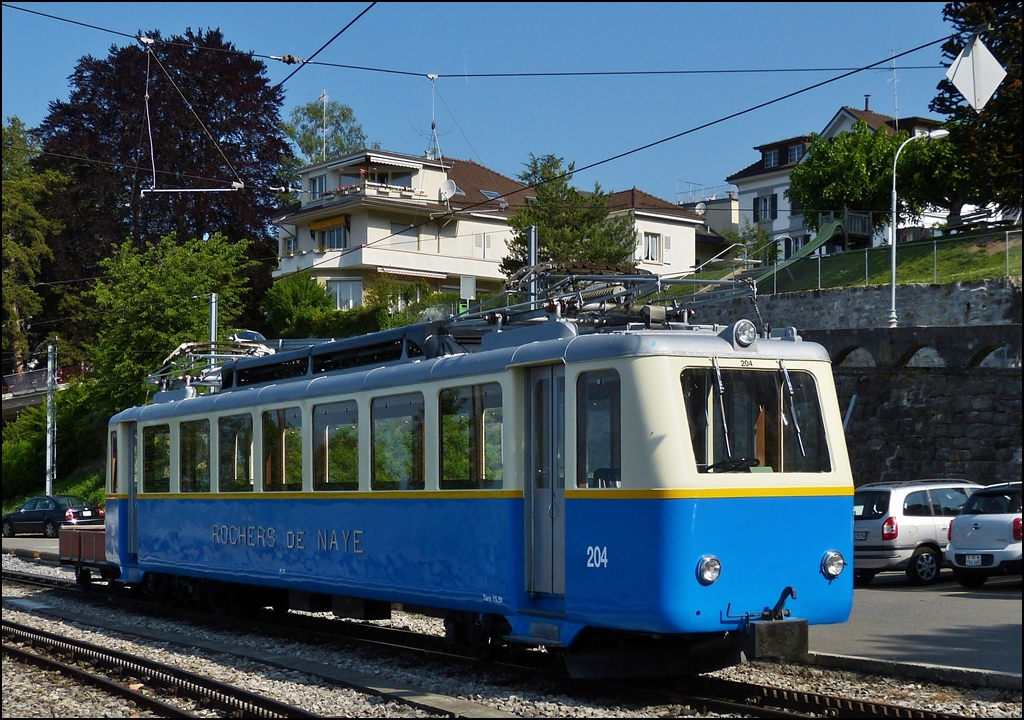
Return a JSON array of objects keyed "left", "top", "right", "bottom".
[{"left": 864, "top": 94, "right": 871, "bottom": 112}]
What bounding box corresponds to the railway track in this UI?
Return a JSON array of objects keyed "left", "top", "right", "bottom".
[
  {"left": 3, "top": 619, "right": 321, "bottom": 718},
  {"left": 1, "top": 567, "right": 986, "bottom": 718}
]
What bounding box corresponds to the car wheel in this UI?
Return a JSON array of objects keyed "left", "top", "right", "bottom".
[
  {"left": 906, "top": 546, "right": 941, "bottom": 585},
  {"left": 953, "top": 569, "right": 988, "bottom": 588},
  {"left": 854, "top": 570, "right": 876, "bottom": 586},
  {"left": 1, "top": 520, "right": 13, "bottom": 538},
  {"left": 43, "top": 520, "right": 58, "bottom": 538}
]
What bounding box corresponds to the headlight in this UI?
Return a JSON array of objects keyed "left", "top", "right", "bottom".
[
  {"left": 821, "top": 550, "right": 846, "bottom": 579},
  {"left": 734, "top": 319, "right": 757, "bottom": 347},
  {"left": 697, "top": 555, "right": 721, "bottom": 585}
]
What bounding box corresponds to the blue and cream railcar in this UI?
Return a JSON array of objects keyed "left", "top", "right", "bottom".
[{"left": 102, "top": 314, "right": 852, "bottom": 675}]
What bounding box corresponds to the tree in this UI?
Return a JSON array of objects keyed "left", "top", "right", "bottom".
[
  {"left": 898, "top": 129, "right": 981, "bottom": 228},
  {"left": 2, "top": 117, "right": 67, "bottom": 373},
  {"left": 722, "top": 220, "right": 777, "bottom": 267},
  {"left": 786, "top": 120, "right": 911, "bottom": 234},
  {"left": 282, "top": 99, "right": 372, "bottom": 164},
  {"left": 930, "top": 2, "right": 1021, "bottom": 214},
  {"left": 89, "top": 232, "right": 256, "bottom": 415},
  {"left": 33, "top": 28, "right": 292, "bottom": 350},
  {"left": 262, "top": 272, "right": 334, "bottom": 338},
  {"left": 500, "top": 154, "right": 638, "bottom": 277}
]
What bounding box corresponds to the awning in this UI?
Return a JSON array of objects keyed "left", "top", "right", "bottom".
[
  {"left": 337, "top": 154, "right": 423, "bottom": 170},
  {"left": 376, "top": 267, "right": 448, "bottom": 280},
  {"left": 309, "top": 215, "right": 348, "bottom": 231}
]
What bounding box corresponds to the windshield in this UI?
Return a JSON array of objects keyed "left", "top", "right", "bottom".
[
  {"left": 961, "top": 488, "right": 1022, "bottom": 515},
  {"left": 854, "top": 490, "right": 890, "bottom": 520},
  {"left": 682, "top": 366, "right": 831, "bottom": 473}
]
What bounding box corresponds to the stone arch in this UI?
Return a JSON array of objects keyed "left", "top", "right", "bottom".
[
  {"left": 903, "top": 345, "right": 947, "bottom": 368},
  {"left": 973, "top": 344, "right": 1014, "bottom": 368},
  {"left": 835, "top": 346, "right": 876, "bottom": 368}
]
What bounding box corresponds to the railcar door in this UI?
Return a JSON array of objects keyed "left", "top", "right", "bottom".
[
  {"left": 118, "top": 421, "right": 139, "bottom": 558},
  {"left": 526, "top": 364, "right": 566, "bottom": 595}
]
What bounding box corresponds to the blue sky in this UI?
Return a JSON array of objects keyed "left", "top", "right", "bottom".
[{"left": 3, "top": 2, "right": 953, "bottom": 202}]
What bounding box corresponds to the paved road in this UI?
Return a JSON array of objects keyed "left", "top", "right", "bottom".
[
  {"left": 810, "top": 568, "right": 1021, "bottom": 675},
  {"left": 4, "top": 538, "right": 1021, "bottom": 677}
]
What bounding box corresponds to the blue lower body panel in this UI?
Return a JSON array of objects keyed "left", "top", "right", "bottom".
[
  {"left": 563, "top": 494, "right": 853, "bottom": 634},
  {"left": 114, "top": 496, "right": 523, "bottom": 615}
]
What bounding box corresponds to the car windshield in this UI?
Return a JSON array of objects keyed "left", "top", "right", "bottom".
[
  {"left": 854, "top": 490, "right": 890, "bottom": 520},
  {"left": 961, "top": 489, "right": 1022, "bottom": 515}
]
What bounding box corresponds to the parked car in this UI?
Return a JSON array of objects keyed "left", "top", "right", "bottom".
[
  {"left": 853, "top": 479, "right": 982, "bottom": 586},
  {"left": 946, "top": 482, "right": 1022, "bottom": 588},
  {"left": 2, "top": 495, "right": 104, "bottom": 538}
]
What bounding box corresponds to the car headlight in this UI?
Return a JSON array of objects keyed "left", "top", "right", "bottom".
[
  {"left": 697, "top": 555, "right": 722, "bottom": 585},
  {"left": 734, "top": 319, "right": 757, "bottom": 347},
  {"left": 821, "top": 550, "right": 846, "bottom": 579}
]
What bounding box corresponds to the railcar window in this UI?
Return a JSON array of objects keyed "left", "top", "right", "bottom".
[
  {"left": 681, "top": 367, "right": 830, "bottom": 473},
  {"left": 180, "top": 420, "right": 211, "bottom": 493},
  {"left": 313, "top": 400, "right": 359, "bottom": 491},
  {"left": 263, "top": 407, "right": 303, "bottom": 491},
  {"left": 439, "top": 382, "right": 503, "bottom": 489},
  {"left": 371, "top": 393, "right": 425, "bottom": 491},
  {"left": 219, "top": 414, "right": 254, "bottom": 492},
  {"left": 108, "top": 430, "right": 118, "bottom": 494},
  {"left": 142, "top": 424, "right": 171, "bottom": 493},
  {"left": 576, "top": 370, "right": 621, "bottom": 488}
]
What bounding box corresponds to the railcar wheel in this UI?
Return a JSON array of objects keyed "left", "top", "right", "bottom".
[
  {"left": 953, "top": 569, "right": 988, "bottom": 588},
  {"left": 906, "top": 547, "right": 941, "bottom": 585},
  {"left": 43, "top": 520, "right": 58, "bottom": 539},
  {"left": 1, "top": 520, "right": 13, "bottom": 538}
]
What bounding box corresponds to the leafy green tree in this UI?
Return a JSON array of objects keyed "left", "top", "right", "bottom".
[
  {"left": 930, "top": 2, "right": 1021, "bottom": 214},
  {"left": 786, "top": 120, "right": 909, "bottom": 234},
  {"left": 282, "top": 99, "right": 373, "bottom": 164},
  {"left": 500, "top": 154, "right": 638, "bottom": 277},
  {"left": 898, "top": 129, "right": 981, "bottom": 228},
  {"left": 33, "top": 28, "right": 292, "bottom": 350},
  {"left": 89, "top": 232, "right": 256, "bottom": 415},
  {"left": 262, "top": 272, "right": 334, "bottom": 338},
  {"left": 2, "top": 117, "right": 67, "bottom": 372},
  {"left": 722, "top": 220, "right": 777, "bottom": 267}
]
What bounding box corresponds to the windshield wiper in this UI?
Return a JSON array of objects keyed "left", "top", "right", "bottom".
[
  {"left": 780, "top": 360, "right": 806, "bottom": 457},
  {"left": 712, "top": 357, "right": 733, "bottom": 458}
]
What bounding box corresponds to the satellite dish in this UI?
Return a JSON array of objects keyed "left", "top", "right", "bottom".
[
  {"left": 695, "top": 202, "right": 707, "bottom": 216},
  {"left": 440, "top": 179, "right": 457, "bottom": 201}
]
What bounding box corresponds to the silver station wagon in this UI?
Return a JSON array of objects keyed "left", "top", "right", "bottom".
[{"left": 853, "top": 480, "right": 982, "bottom": 585}]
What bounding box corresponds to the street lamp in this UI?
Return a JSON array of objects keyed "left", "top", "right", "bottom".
[{"left": 888, "top": 128, "right": 949, "bottom": 328}]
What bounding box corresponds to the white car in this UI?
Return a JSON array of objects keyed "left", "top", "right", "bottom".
[{"left": 946, "top": 482, "right": 1023, "bottom": 588}]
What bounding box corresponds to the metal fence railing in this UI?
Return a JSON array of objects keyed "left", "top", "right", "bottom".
[{"left": 758, "top": 228, "right": 1022, "bottom": 295}]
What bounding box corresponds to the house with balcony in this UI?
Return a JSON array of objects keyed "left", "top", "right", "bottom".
[
  {"left": 273, "top": 150, "right": 530, "bottom": 309},
  {"left": 726, "top": 98, "right": 943, "bottom": 259},
  {"left": 276, "top": 150, "right": 715, "bottom": 308}
]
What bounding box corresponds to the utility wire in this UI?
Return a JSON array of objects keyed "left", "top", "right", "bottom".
[
  {"left": 273, "top": 2, "right": 377, "bottom": 89},
  {"left": 3, "top": 2, "right": 948, "bottom": 80},
  {"left": 287, "top": 34, "right": 954, "bottom": 280}
]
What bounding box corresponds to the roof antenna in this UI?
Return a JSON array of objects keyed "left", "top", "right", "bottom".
[
  {"left": 318, "top": 90, "right": 328, "bottom": 163},
  {"left": 425, "top": 74, "right": 442, "bottom": 161}
]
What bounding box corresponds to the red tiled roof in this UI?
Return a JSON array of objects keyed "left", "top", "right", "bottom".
[
  {"left": 608, "top": 187, "right": 702, "bottom": 220},
  {"left": 445, "top": 158, "right": 529, "bottom": 214}
]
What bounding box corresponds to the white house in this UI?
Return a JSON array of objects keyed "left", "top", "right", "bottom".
[
  {"left": 276, "top": 150, "right": 714, "bottom": 308},
  {"left": 726, "top": 97, "right": 943, "bottom": 258},
  {"left": 273, "top": 150, "right": 529, "bottom": 309}
]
